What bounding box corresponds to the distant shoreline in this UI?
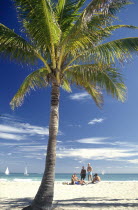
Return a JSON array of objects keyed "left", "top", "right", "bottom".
[
  {"left": 1, "top": 173, "right": 138, "bottom": 182},
  {"left": 1, "top": 180, "right": 138, "bottom": 183},
  {"left": 1, "top": 172, "right": 138, "bottom": 174}
]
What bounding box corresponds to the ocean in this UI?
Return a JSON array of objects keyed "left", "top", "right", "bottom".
[{"left": 0, "top": 173, "right": 138, "bottom": 182}]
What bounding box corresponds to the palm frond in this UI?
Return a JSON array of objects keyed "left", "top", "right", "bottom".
[
  {"left": 71, "top": 37, "right": 138, "bottom": 65},
  {"left": 56, "top": 0, "right": 86, "bottom": 32},
  {"left": 85, "top": 84, "right": 103, "bottom": 108},
  {"left": 78, "top": 0, "right": 132, "bottom": 38},
  {"left": 82, "top": 0, "right": 131, "bottom": 23},
  {"left": 87, "top": 24, "right": 138, "bottom": 43},
  {"left": 95, "top": 68, "right": 127, "bottom": 102},
  {"left": 0, "top": 24, "right": 39, "bottom": 64},
  {"left": 66, "top": 64, "right": 127, "bottom": 102},
  {"left": 13, "top": 0, "right": 61, "bottom": 49},
  {"left": 61, "top": 78, "right": 72, "bottom": 92},
  {"left": 63, "top": 0, "right": 131, "bottom": 39},
  {"left": 108, "top": 0, "right": 132, "bottom": 15},
  {"left": 64, "top": 24, "right": 138, "bottom": 56},
  {"left": 91, "top": 37, "right": 138, "bottom": 64},
  {"left": 10, "top": 68, "right": 49, "bottom": 109},
  {"left": 65, "top": 70, "right": 103, "bottom": 107},
  {"left": 60, "top": 0, "right": 133, "bottom": 58}
]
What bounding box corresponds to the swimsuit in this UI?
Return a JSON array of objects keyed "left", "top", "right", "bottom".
[
  {"left": 75, "top": 181, "right": 79, "bottom": 185},
  {"left": 88, "top": 171, "right": 92, "bottom": 176}
]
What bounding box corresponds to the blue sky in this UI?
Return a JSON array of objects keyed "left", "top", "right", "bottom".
[{"left": 0, "top": 0, "right": 138, "bottom": 174}]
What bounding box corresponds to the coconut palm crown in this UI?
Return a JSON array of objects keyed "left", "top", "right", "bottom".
[{"left": 0, "top": 0, "right": 138, "bottom": 209}]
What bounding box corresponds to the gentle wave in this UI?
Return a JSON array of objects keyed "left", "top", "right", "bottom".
[
  {"left": 1, "top": 173, "right": 138, "bottom": 182},
  {"left": 13, "top": 178, "right": 34, "bottom": 182},
  {"left": 0, "top": 179, "right": 8, "bottom": 181}
]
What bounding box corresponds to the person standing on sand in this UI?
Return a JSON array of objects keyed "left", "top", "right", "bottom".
[
  {"left": 80, "top": 166, "right": 86, "bottom": 180},
  {"left": 87, "top": 163, "right": 93, "bottom": 181}
]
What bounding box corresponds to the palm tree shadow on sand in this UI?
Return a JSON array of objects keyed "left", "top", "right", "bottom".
[{"left": 1, "top": 197, "right": 138, "bottom": 209}]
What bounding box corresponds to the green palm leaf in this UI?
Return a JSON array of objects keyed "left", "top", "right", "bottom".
[
  {"left": 91, "top": 37, "right": 138, "bottom": 64},
  {"left": 61, "top": 78, "right": 72, "bottom": 92},
  {"left": 0, "top": 24, "right": 38, "bottom": 64},
  {"left": 59, "top": 1, "right": 134, "bottom": 61},
  {"left": 66, "top": 72, "right": 103, "bottom": 107},
  {"left": 66, "top": 64, "right": 126, "bottom": 103},
  {"left": 64, "top": 25, "right": 138, "bottom": 56},
  {"left": 88, "top": 25, "right": 138, "bottom": 43},
  {"left": 68, "top": 37, "right": 138, "bottom": 65},
  {"left": 10, "top": 68, "right": 49, "bottom": 109},
  {"left": 84, "top": 84, "right": 103, "bottom": 108},
  {"left": 56, "top": 0, "right": 86, "bottom": 32},
  {"left": 14, "top": 0, "right": 61, "bottom": 49},
  {"left": 108, "top": 0, "right": 132, "bottom": 15},
  {"left": 62, "top": 0, "right": 131, "bottom": 43}
]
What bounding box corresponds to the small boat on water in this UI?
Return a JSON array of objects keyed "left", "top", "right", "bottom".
[
  {"left": 101, "top": 170, "right": 105, "bottom": 175},
  {"left": 5, "top": 167, "right": 10, "bottom": 175},
  {"left": 24, "top": 167, "right": 29, "bottom": 176}
]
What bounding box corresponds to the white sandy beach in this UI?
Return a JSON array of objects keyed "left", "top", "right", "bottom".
[{"left": 0, "top": 181, "right": 138, "bottom": 210}]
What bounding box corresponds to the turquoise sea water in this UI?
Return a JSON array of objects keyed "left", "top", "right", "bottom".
[{"left": 0, "top": 173, "right": 138, "bottom": 182}]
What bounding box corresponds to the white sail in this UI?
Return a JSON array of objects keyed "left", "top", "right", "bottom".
[
  {"left": 101, "top": 170, "right": 105, "bottom": 175},
  {"left": 24, "top": 167, "right": 29, "bottom": 176},
  {"left": 5, "top": 167, "right": 9, "bottom": 175}
]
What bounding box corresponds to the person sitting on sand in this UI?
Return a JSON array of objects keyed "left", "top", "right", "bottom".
[
  {"left": 92, "top": 173, "right": 101, "bottom": 184},
  {"left": 71, "top": 174, "right": 86, "bottom": 185}
]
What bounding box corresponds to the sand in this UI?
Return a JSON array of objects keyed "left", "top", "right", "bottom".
[{"left": 0, "top": 181, "right": 138, "bottom": 210}]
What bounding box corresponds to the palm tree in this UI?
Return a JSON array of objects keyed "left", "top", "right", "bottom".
[{"left": 0, "top": 0, "right": 138, "bottom": 209}]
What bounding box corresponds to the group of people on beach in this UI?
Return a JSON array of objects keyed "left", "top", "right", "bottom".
[{"left": 71, "top": 163, "right": 101, "bottom": 185}]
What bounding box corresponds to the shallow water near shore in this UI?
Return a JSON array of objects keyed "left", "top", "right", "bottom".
[{"left": 0, "top": 173, "right": 138, "bottom": 182}]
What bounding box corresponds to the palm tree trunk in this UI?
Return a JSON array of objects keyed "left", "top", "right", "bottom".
[{"left": 23, "top": 82, "right": 60, "bottom": 210}]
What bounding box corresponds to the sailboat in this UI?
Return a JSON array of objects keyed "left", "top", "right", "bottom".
[
  {"left": 101, "top": 170, "right": 105, "bottom": 175},
  {"left": 24, "top": 167, "right": 29, "bottom": 176},
  {"left": 5, "top": 167, "right": 10, "bottom": 175}
]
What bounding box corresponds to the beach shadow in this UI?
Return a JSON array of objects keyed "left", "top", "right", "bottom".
[
  {"left": 53, "top": 197, "right": 138, "bottom": 209},
  {"left": 1, "top": 197, "right": 138, "bottom": 209},
  {"left": 0, "top": 197, "right": 32, "bottom": 209}
]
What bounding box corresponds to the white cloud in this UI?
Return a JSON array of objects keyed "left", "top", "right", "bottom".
[
  {"left": 111, "top": 141, "right": 138, "bottom": 148},
  {"left": 68, "top": 124, "right": 81, "bottom": 128},
  {"left": 0, "top": 121, "right": 50, "bottom": 141},
  {"left": 69, "top": 92, "right": 90, "bottom": 100},
  {"left": 56, "top": 148, "right": 138, "bottom": 160},
  {"left": 0, "top": 125, "right": 24, "bottom": 133},
  {"left": 20, "top": 123, "right": 49, "bottom": 135},
  {"left": 0, "top": 115, "right": 64, "bottom": 143},
  {"left": 18, "top": 145, "right": 46, "bottom": 152},
  {"left": 75, "top": 137, "right": 110, "bottom": 144},
  {"left": 127, "top": 159, "right": 138, "bottom": 164},
  {"left": 0, "top": 114, "right": 18, "bottom": 122},
  {"left": 0, "top": 124, "right": 49, "bottom": 136},
  {"left": 0, "top": 142, "right": 36, "bottom": 146},
  {"left": 88, "top": 118, "right": 104, "bottom": 125},
  {"left": 0, "top": 132, "right": 24, "bottom": 140}
]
